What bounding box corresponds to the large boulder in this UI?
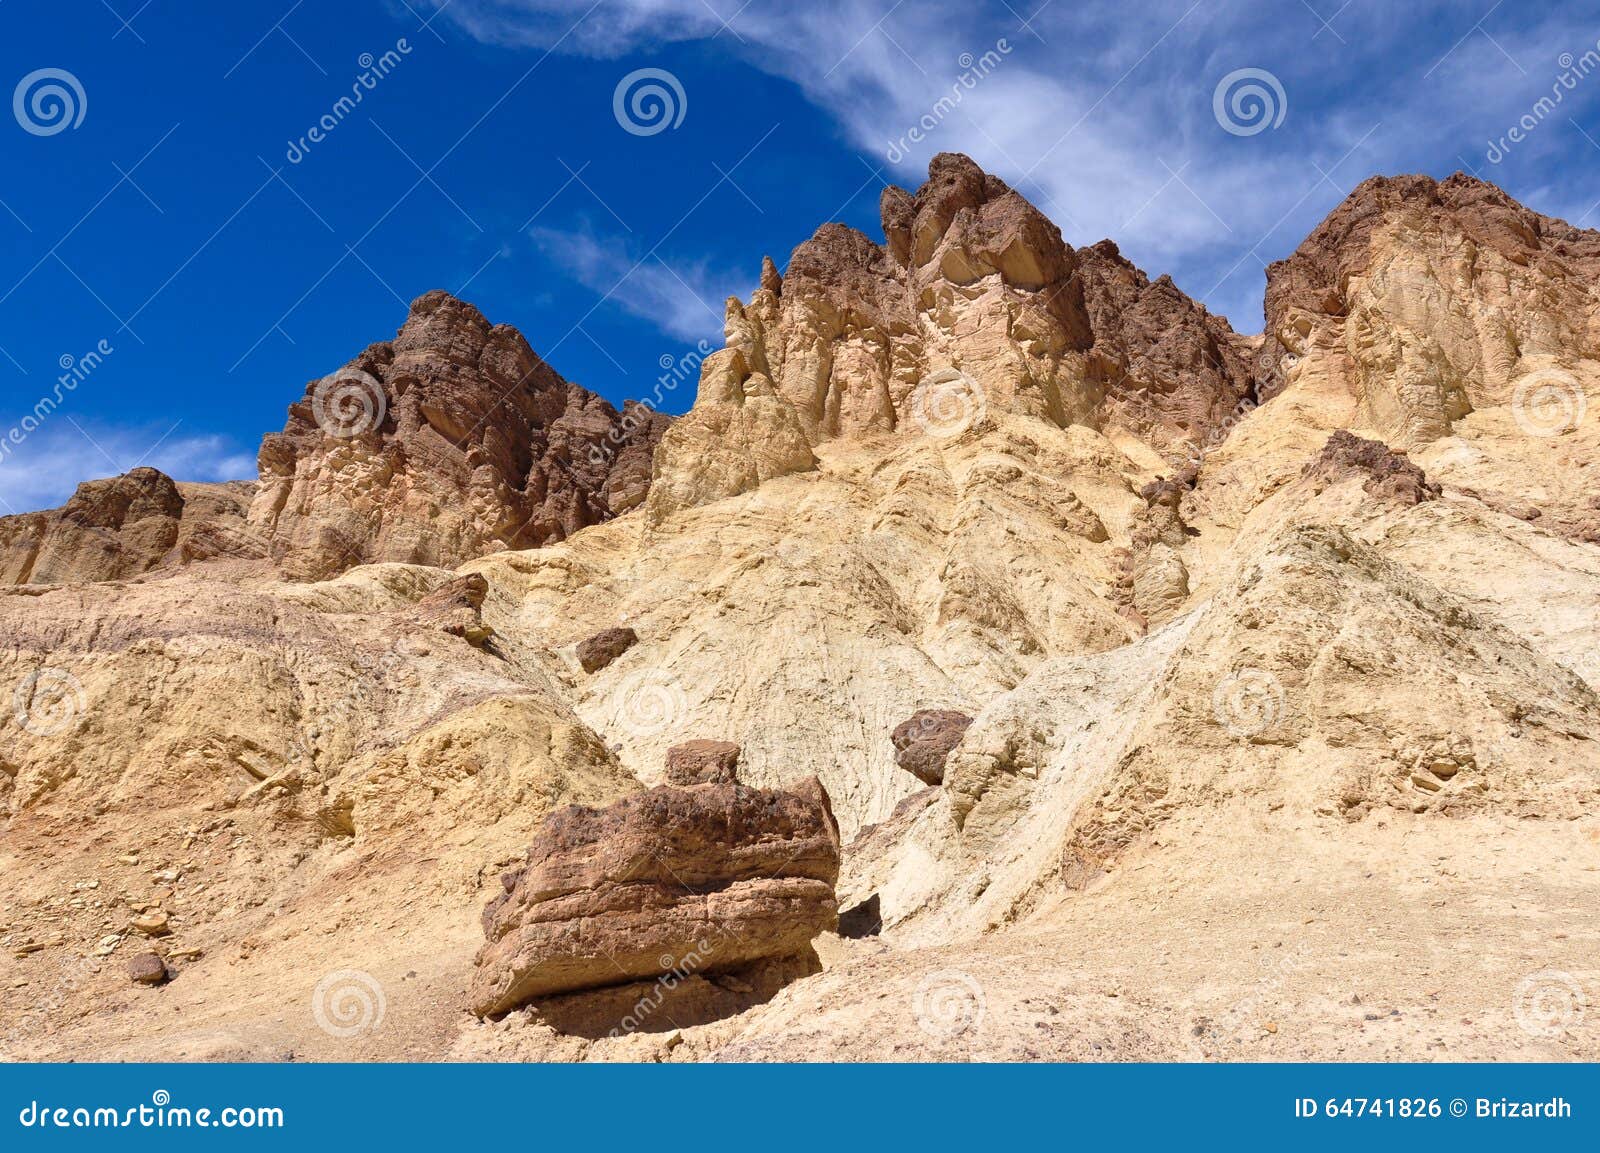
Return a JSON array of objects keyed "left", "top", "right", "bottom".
[{"left": 470, "top": 776, "right": 840, "bottom": 1017}]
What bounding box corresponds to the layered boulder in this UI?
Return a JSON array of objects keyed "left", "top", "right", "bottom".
[
  {"left": 249, "top": 290, "right": 673, "bottom": 578},
  {"left": 664, "top": 739, "right": 740, "bottom": 785},
  {"left": 470, "top": 776, "right": 840, "bottom": 1017}
]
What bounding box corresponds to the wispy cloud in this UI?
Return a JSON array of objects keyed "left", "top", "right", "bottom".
[
  {"left": 434, "top": 0, "right": 1600, "bottom": 332},
  {"left": 0, "top": 423, "right": 255, "bottom": 515},
  {"left": 528, "top": 223, "right": 750, "bottom": 342}
]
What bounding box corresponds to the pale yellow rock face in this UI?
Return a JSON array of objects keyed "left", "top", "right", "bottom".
[{"left": 3, "top": 162, "right": 1599, "bottom": 1063}]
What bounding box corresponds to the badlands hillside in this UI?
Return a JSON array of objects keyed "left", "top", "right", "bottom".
[{"left": 1, "top": 154, "right": 1597, "bottom": 1062}]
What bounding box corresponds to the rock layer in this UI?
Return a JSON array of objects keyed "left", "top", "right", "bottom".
[{"left": 470, "top": 777, "right": 840, "bottom": 1016}]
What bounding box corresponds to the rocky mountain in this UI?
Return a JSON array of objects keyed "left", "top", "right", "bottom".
[
  {"left": 0, "top": 291, "right": 672, "bottom": 586},
  {"left": 251, "top": 290, "right": 673, "bottom": 579},
  {"left": 1, "top": 155, "right": 1596, "bottom": 1064},
  {"left": 0, "top": 469, "right": 257, "bottom": 586}
]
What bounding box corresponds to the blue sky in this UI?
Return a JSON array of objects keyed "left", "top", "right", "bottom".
[{"left": 1, "top": 0, "right": 1598, "bottom": 512}]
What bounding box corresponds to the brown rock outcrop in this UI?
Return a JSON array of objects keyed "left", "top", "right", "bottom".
[
  {"left": 1302, "top": 430, "right": 1440, "bottom": 504},
  {"left": 647, "top": 153, "right": 1260, "bottom": 523},
  {"left": 0, "top": 469, "right": 257, "bottom": 586},
  {"left": 891, "top": 709, "right": 974, "bottom": 786},
  {"left": 664, "top": 739, "right": 740, "bottom": 785},
  {"left": 411, "top": 573, "right": 494, "bottom": 646},
  {"left": 576, "top": 626, "right": 638, "bottom": 673},
  {"left": 249, "top": 290, "right": 672, "bottom": 579},
  {"left": 470, "top": 776, "right": 840, "bottom": 1016},
  {"left": 1264, "top": 172, "right": 1600, "bottom": 446}
]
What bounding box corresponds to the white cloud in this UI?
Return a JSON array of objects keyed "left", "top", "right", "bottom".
[
  {"left": 528, "top": 223, "right": 750, "bottom": 342},
  {"left": 432, "top": 0, "right": 1600, "bottom": 333},
  {"left": 0, "top": 422, "right": 255, "bottom": 515}
]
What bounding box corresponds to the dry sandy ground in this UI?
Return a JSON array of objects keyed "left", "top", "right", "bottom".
[{"left": 6, "top": 804, "right": 1593, "bottom": 1063}]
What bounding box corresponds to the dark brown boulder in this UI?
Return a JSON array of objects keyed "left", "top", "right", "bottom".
[
  {"left": 127, "top": 952, "right": 168, "bottom": 986},
  {"left": 470, "top": 776, "right": 840, "bottom": 1017},
  {"left": 664, "top": 739, "right": 740, "bottom": 786},
  {"left": 891, "top": 709, "right": 975, "bottom": 786},
  {"left": 576, "top": 626, "right": 638, "bottom": 673}
]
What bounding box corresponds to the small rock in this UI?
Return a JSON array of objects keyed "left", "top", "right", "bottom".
[
  {"left": 576, "top": 626, "right": 638, "bottom": 674},
  {"left": 126, "top": 952, "right": 168, "bottom": 986},
  {"left": 664, "top": 740, "right": 740, "bottom": 786},
  {"left": 890, "top": 709, "right": 975, "bottom": 786},
  {"left": 130, "top": 911, "right": 171, "bottom": 937}
]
